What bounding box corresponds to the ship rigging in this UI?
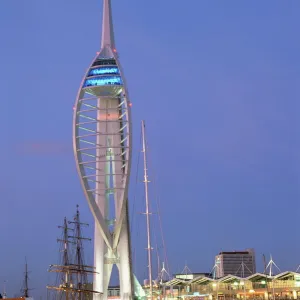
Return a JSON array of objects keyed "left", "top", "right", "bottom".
[{"left": 47, "top": 206, "right": 101, "bottom": 300}]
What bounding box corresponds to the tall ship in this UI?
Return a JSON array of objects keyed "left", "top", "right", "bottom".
[{"left": 47, "top": 206, "right": 100, "bottom": 300}]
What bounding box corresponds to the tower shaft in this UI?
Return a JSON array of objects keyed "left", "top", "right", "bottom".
[{"left": 93, "top": 97, "right": 132, "bottom": 299}]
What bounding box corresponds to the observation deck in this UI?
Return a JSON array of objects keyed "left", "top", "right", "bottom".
[{"left": 82, "top": 56, "right": 123, "bottom": 97}]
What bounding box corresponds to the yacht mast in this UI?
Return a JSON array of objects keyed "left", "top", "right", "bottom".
[
  {"left": 141, "top": 120, "right": 153, "bottom": 299},
  {"left": 3, "top": 280, "right": 7, "bottom": 299},
  {"left": 22, "top": 258, "right": 30, "bottom": 298}
]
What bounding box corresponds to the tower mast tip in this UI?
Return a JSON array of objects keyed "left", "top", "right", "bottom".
[{"left": 101, "top": 0, "right": 115, "bottom": 50}]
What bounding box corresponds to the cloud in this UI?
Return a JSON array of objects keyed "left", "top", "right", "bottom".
[{"left": 16, "top": 141, "right": 71, "bottom": 155}]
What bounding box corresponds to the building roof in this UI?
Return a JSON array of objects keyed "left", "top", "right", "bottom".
[
  {"left": 274, "top": 271, "right": 300, "bottom": 280},
  {"left": 218, "top": 251, "right": 251, "bottom": 255},
  {"left": 174, "top": 273, "right": 210, "bottom": 277},
  {"left": 164, "top": 278, "right": 188, "bottom": 286},
  {"left": 246, "top": 273, "right": 272, "bottom": 282},
  {"left": 163, "top": 271, "right": 300, "bottom": 287},
  {"left": 189, "top": 276, "right": 215, "bottom": 285},
  {"left": 218, "top": 275, "right": 244, "bottom": 283}
]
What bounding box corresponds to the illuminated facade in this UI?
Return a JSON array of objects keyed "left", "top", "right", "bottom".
[
  {"left": 164, "top": 271, "right": 300, "bottom": 300},
  {"left": 73, "top": 1, "right": 133, "bottom": 299}
]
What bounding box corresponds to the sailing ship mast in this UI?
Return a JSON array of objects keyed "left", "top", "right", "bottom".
[
  {"left": 47, "top": 216, "right": 74, "bottom": 300},
  {"left": 68, "top": 205, "right": 91, "bottom": 300},
  {"left": 47, "top": 206, "right": 100, "bottom": 300},
  {"left": 59, "top": 217, "right": 73, "bottom": 294},
  {"left": 141, "top": 120, "right": 153, "bottom": 299}
]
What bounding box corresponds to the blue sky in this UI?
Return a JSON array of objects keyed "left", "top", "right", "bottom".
[{"left": 0, "top": 0, "right": 299, "bottom": 298}]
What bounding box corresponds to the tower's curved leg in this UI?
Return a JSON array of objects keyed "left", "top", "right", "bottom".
[{"left": 118, "top": 214, "right": 133, "bottom": 300}]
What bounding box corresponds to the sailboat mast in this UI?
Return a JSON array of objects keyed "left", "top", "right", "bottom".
[
  {"left": 62, "top": 217, "right": 71, "bottom": 300},
  {"left": 241, "top": 262, "right": 246, "bottom": 300},
  {"left": 3, "top": 280, "right": 7, "bottom": 299},
  {"left": 24, "top": 259, "right": 29, "bottom": 298},
  {"left": 263, "top": 254, "right": 270, "bottom": 298},
  {"left": 63, "top": 218, "right": 69, "bottom": 287},
  {"left": 141, "top": 120, "right": 153, "bottom": 298}
]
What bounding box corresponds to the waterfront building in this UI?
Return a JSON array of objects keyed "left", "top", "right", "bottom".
[
  {"left": 215, "top": 249, "right": 256, "bottom": 278},
  {"left": 164, "top": 271, "right": 300, "bottom": 300}
]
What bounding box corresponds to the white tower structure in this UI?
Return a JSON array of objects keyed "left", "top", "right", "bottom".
[{"left": 73, "top": 1, "right": 133, "bottom": 299}]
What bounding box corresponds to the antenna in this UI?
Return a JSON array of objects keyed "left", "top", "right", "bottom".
[
  {"left": 101, "top": 0, "right": 115, "bottom": 49},
  {"left": 141, "top": 120, "right": 153, "bottom": 299}
]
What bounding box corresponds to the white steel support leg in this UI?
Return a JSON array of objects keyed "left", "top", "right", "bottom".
[
  {"left": 118, "top": 212, "right": 133, "bottom": 300},
  {"left": 94, "top": 224, "right": 104, "bottom": 300}
]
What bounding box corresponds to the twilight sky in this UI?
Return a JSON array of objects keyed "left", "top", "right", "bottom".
[{"left": 0, "top": 0, "right": 299, "bottom": 298}]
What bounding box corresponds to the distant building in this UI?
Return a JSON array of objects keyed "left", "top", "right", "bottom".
[{"left": 214, "top": 248, "right": 256, "bottom": 278}]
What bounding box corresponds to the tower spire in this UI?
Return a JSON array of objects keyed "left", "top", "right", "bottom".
[{"left": 101, "top": 0, "right": 115, "bottom": 49}]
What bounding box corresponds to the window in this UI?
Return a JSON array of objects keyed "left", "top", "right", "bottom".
[
  {"left": 92, "top": 59, "right": 117, "bottom": 66},
  {"left": 87, "top": 67, "right": 119, "bottom": 77},
  {"left": 83, "top": 76, "right": 123, "bottom": 87}
]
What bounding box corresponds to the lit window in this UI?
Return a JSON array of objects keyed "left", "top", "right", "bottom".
[
  {"left": 83, "top": 76, "right": 123, "bottom": 87},
  {"left": 88, "top": 67, "right": 119, "bottom": 76}
]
